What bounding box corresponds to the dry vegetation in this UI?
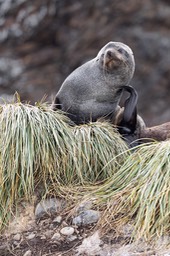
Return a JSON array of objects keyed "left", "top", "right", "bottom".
[{"left": 0, "top": 97, "right": 170, "bottom": 244}]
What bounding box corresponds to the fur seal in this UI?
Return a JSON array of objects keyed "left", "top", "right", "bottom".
[
  {"left": 114, "top": 85, "right": 146, "bottom": 146},
  {"left": 52, "top": 41, "right": 135, "bottom": 125}
]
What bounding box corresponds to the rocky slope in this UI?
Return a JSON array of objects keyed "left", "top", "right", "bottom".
[
  {"left": 0, "top": 0, "right": 170, "bottom": 125},
  {"left": 1, "top": 199, "right": 170, "bottom": 256}
]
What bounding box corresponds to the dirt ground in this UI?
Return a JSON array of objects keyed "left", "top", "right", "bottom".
[{"left": 0, "top": 203, "right": 170, "bottom": 256}]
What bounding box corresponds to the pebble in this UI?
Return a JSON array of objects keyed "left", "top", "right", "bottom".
[
  {"left": 66, "top": 235, "right": 77, "bottom": 242},
  {"left": 60, "top": 226, "right": 74, "bottom": 236},
  {"left": 72, "top": 210, "right": 100, "bottom": 226},
  {"left": 44, "top": 230, "right": 53, "bottom": 238},
  {"left": 77, "top": 201, "right": 93, "bottom": 213},
  {"left": 13, "top": 233, "right": 21, "bottom": 241},
  {"left": 53, "top": 215, "right": 62, "bottom": 224},
  {"left": 35, "top": 198, "right": 65, "bottom": 219},
  {"left": 26, "top": 233, "right": 36, "bottom": 240},
  {"left": 23, "top": 250, "right": 32, "bottom": 256},
  {"left": 51, "top": 232, "right": 61, "bottom": 240},
  {"left": 40, "top": 235, "right": 46, "bottom": 240}
]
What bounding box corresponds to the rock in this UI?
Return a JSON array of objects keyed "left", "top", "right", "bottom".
[
  {"left": 44, "top": 230, "right": 53, "bottom": 238},
  {"left": 35, "top": 198, "right": 65, "bottom": 219},
  {"left": 51, "top": 232, "right": 61, "bottom": 241},
  {"left": 26, "top": 233, "right": 36, "bottom": 240},
  {"left": 40, "top": 235, "right": 46, "bottom": 240},
  {"left": 76, "top": 201, "right": 93, "bottom": 214},
  {"left": 53, "top": 215, "right": 62, "bottom": 224},
  {"left": 72, "top": 210, "right": 100, "bottom": 226},
  {"left": 76, "top": 231, "right": 102, "bottom": 255},
  {"left": 60, "top": 227, "right": 74, "bottom": 236},
  {"left": 66, "top": 235, "right": 77, "bottom": 242},
  {"left": 13, "top": 241, "right": 20, "bottom": 246},
  {"left": 13, "top": 233, "right": 21, "bottom": 241},
  {"left": 23, "top": 250, "right": 32, "bottom": 256}
]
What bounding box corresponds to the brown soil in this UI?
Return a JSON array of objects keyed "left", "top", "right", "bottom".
[{"left": 0, "top": 203, "right": 170, "bottom": 256}]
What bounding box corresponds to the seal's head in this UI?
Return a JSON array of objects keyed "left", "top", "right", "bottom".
[{"left": 96, "top": 42, "right": 135, "bottom": 85}]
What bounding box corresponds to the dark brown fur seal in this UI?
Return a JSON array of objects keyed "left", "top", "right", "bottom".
[
  {"left": 114, "top": 86, "right": 146, "bottom": 146},
  {"left": 52, "top": 41, "right": 135, "bottom": 125}
]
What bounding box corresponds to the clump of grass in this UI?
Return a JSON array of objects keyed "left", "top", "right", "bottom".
[
  {"left": 0, "top": 99, "right": 130, "bottom": 231},
  {"left": 94, "top": 141, "right": 170, "bottom": 240},
  {"left": 57, "top": 121, "right": 129, "bottom": 185},
  {"left": 0, "top": 101, "right": 73, "bottom": 229}
]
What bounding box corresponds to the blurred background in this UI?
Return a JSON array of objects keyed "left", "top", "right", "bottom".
[{"left": 0, "top": 0, "right": 170, "bottom": 126}]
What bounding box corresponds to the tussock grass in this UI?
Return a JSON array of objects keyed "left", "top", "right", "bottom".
[
  {"left": 57, "top": 122, "right": 129, "bottom": 185},
  {"left": 1, "top": 98, "right": 169, "bottom": 241},
  {"left": 0, "top": 100, "right": 129, "bottom": 230},
  {"left": 93, "top": 141, "right": 170, "bottom": 240},
  {"left": 0, "top": 101, "right": 73, "bottom": 229}
]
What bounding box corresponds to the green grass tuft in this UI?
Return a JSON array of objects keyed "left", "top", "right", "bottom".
[
  {"left": 2, "top": 98, "right": 169, "bottom": 241},
  {"left": 0, "top": 102, "right": 73, "bottom": 229},
  {"left": 56, "top": 122, "right": 129, "bottom": 185},
  {"left": 0, "top": 100, "right": 129, "bottom": 231},
  {"left": 92, "top": 141, "right": 170, "bottom": 240}
]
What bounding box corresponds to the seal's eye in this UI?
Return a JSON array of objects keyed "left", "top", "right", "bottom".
[
  {"left": 118, "top": 48, "right": 129, "bottom": 58},
  {"left": 118, "top": 48, "right": 123, "bottom": 54}
]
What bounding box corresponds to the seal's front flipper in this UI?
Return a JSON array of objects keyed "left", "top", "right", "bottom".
[
  {"left": 114, "top": 86, "right": 138, "bottom": 146},
  {"left": 121, "top": 85, "right": 138, "bottom": 124},
  {"left": 118, "top": 106, "right": 137, "bottom": 135}
]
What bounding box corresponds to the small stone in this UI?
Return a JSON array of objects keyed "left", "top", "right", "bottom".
[
  {"left": 66, "top": 235, "right": 77, "bottom": 242},
  {"left": 23, "top": 250, "right": 32, "bottom": 256},
  {"left": 13, "top": 241, "right": 19, "bottom": 246},
  {"left": 26, "top": 233, "right": 35, "bottom": 240},
  {"left": 35, "top": 198, "right": 65, "bottom": 220},
  {"left": 60, "top": 226, "right": 74, "bottom": 236},
  {"left": 77, "top": 201, "right": 93, "bottom": 213},
  {"left": 72, "top": 210, "right": 100, "bottom": 226},
  {"left": 44, "top": 230, "right": 53, "bottom": 238},
  {"left": 62, "top": 221, "right": 68, "bottom": 226},
  {"left": 53, "top": 216, "right": 62, "bottom": 224},
  {"left": 51, "top": 232, "right": 61, "bottom": 240},
  {"left": 13, "top": 233, "right": 21, "bottom": 241},
  {"left": 40, "top": 235, "right": 46, "bottom": 240},
  {"left": 49, "top": 224, "right": 54, "bottom": 229}
]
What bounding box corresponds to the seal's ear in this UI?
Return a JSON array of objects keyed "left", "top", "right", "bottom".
[
  {"left": 52, "top": 95, "right": 61, "bottom": 110},
  {"left": 117, "top": 86, "right": 138, "bottom": 135}
]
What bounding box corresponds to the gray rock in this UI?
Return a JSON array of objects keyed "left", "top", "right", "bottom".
[
  {"left": 60, "top": 226, "right": 74, "bottom": 236},
  {"left": 44, "top": 230, "right": 53, "bottom": 238},
  {"left": 53, "top": 215, "right": 62, "bottom": 224},
  {"left": 26, "top": 233, "right": 35, "bottom": 240},
  {"left": 51, "top": 232, "right": 61, "bottom": 241},
  {"left": 35, "top": 198, "right": 65, "bottom": 219},
  {"left": 76, "top": 201, "right": 93, "bottom": 214},
  {"left": 13, "top": 233, "right": 21, "bottom": 241},
  {"left": 72, "top": 210, "right": 100, "bottom": 226},
  {"left": 66, "top": 235, "right": 77, "bottom": 242},
  {"left": 23, "top": 250, "right": 32, "bottom": 256}
]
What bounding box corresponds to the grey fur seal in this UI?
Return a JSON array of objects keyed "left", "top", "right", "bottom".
[{"left": 52, "top": 41, "right": 135, "bottom": 125}]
